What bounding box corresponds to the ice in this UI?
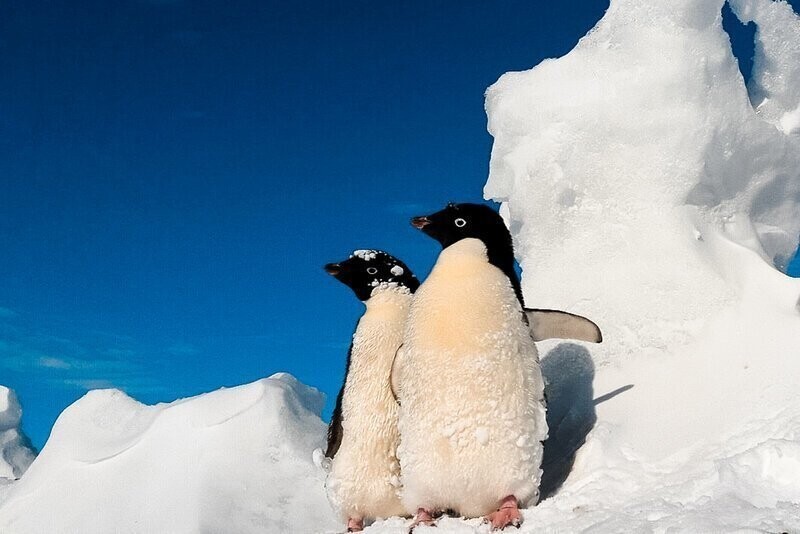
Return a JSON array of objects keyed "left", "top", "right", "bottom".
[
  {"left": 0, "top": 374, "right": 337, "bottom": 533},
  {"left": 480, "top": 0, "right": 800, "bottom": 529},
  {"left": 0, "top": 387, "right": 35, "bottom": 486},
  {"left": 730, "top": 0, "right": 800, "bottom": 134}
]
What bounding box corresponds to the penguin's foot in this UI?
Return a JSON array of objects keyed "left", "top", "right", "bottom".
[
  {"left": 409, "top": 508, "right": 436, "bottom": 531},
  {"left": 346, "top": 517, "right": 364, "bottom": 532},
  {"left": 483, "top": 496, "right": 522, "bottom": 530}
]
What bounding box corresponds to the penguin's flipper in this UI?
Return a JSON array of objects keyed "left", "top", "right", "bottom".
[
  {"left": 524, "top": 308, "right": 603, "bottom": 343},
  {"left": 389, "top": 344, "right": 405, "bottom": 403}
]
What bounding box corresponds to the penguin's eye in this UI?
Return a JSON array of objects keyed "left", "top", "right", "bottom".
[
  {"left": 454, "top": 217, "right": 467, "bottom": 228},
  {"left": 366, "top": 267, "right": 378, "bottom": 275}
]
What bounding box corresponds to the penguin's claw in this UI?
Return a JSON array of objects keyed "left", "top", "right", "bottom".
[
  {"left": 483, "top": 496, "right": 522, "bottom": 531},
  {"left": 346, "top": 517, "right": 364, "bottom": 532},
  {"left": 409, "top": 508, "right": 436, "bottom": 531}
]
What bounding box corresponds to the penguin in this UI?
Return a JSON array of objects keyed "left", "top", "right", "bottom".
[
  {"left": 392, "top": 202, "right": 601, "bottom": 530},
  {"left": 323, "top": 250, "right": 421, "bottom": 532}
]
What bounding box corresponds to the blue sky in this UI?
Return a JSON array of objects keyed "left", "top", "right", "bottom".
[{"left": 2, "top": 0, "right": 798, "bottom": 449}]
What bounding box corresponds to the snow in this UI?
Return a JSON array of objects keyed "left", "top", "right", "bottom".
[
  {"left": 2, "top": 0, "right": 800, "bottom": 531},
  {"left": 479, "top": 0, "right": 800, "bottom": 529},
  {"left": 352, "top": 249, "right": 379, "bottom": 261},
  {"left": 0, "top": 386, "right": 35, "bottom": 492},
  {"left": 730, "top": 0, "right": 800, "bottom": 135},
  {"left": 390, "top": 265, "right": 405, "bottom": 276},
  {"left": 0, "top": 375, "right": 338, "bottom": 533}
]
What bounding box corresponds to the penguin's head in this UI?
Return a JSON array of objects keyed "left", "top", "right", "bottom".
[
  {"left": 324, "top": 250, "right": 420, "bottom": 301},
  {"left": 410, "top": 202, "right": 511, "bottom": 252}
]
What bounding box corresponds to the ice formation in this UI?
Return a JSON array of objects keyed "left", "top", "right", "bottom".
[
  {"left": 0, "top": 375, "right": 337, "bottom": 533},
  {"left": 479, "top": 0, "right": 800, "bottom": 530},
  {"left": 0, "top": 386, "right": 36, "bottom": 494}
]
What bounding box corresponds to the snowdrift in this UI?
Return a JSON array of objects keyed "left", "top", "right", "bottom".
[
  {"left": 480, "top": 0, "right": 800, "bottom": 529},
  {"left": 0, "top": 375, "right": 337, "bottom": 533},
  {"left": 0, "top": 386, "right": 35, "bottom": 498}
]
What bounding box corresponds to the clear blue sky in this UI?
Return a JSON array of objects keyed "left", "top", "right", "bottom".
[{"left": 1, "top": 0, "right": 798, "bottom": 449}]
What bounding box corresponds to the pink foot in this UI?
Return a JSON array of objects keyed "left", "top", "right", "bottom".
[
  {"left": 347, "top": 517, "right": 364, "bottom": 532},
  {"left": 484, "top": 496, "right": 522, "bottom": 531},
  {"left": 410, "top": 508, "right": 436, "bottom": 531}
]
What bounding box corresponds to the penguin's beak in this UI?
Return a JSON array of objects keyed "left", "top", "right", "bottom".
[
  {"left": 411, "top": 216, "right": 431, "bottom": 230},
  {"left": 324, "top": 263, "right": 341, "bottom": 275}
]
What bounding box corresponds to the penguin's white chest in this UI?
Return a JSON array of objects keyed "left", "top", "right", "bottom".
[
  {"left": 326, "top": 290, "right": 411, "bottom": 520},
  {"left": 396, "top": 239, "right": 547, "bottom": 517}
]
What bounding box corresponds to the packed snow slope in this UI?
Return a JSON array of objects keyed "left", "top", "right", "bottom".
[
  {"left": 0, "top": 375, "right": 338, "bottom": 533},
  {"left": 0, "top": 386, "right": 35, "bottom": 501}
]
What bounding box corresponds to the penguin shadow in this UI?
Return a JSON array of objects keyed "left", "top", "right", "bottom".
[{"left": 539, "top": 343, "right": 633, "bottom": 500}]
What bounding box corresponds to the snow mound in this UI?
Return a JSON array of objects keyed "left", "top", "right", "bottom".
[
  {"left": 475, "top": 0, "right": 800, "bottom": 530},
  {"left": 0, "top": 387, "right": 35, "bottom": 488},
  {"left": 0, "top": 374, "right": 338, "bottom": 534}
]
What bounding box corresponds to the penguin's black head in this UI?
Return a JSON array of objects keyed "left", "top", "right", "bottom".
[
  {"left": 411, "top": 202, "right": 525, "bottom": 306},
  {"left": 324, "top": 250, "right": 420, "bottom": 302},
  {"left": 411, "top": 202, "right": 511, "bottom": 252}
]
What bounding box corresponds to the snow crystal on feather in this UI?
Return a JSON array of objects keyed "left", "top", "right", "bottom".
[
  {"left": 0, "top": 374, "right": 337, "bottom": 533},
  {"left": 352, "top": 250, "right": 378, "bottom": 261}
]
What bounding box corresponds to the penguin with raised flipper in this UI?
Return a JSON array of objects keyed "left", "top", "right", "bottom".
[
  {"left": 393, "top": 203, "right": 601, "bottom": 530},
  {"left": 323, "top": 250, "right": 420, "bottom": 532}
]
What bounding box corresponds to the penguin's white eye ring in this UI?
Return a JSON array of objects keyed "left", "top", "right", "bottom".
[
  {"left": 366, "top": 267, "right": 378, "bottom": 275},
  {"left": 454, "top": 217, "right": 467, "bottom": 228}
]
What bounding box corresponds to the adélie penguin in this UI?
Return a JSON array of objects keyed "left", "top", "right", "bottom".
[
  {"left": 323, "top": 250, "right": 420, "bottom": 532},
  {"left": 392, "top": 203, "right": 601, "bottom": 530}
]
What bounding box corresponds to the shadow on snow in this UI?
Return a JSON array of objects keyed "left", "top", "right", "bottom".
[{"left": 539, "top": 342, "right": 633, "bottom": 500}]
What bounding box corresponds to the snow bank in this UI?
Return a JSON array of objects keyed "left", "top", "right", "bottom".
[
  {"left": 0, "top": 387, "right": 35, "bottom": 490},
  {"left": 477, "top": 0, "right": 800, "bottom": 530},
  {"left": 0, "top": 374, "right": 338, "bottom": 534}
]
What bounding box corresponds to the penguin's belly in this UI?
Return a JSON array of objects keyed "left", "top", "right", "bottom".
[
  {"left": 327, "top": 314, "right": 408, "bottom": 520},
  {"left": 398, "top": 260, "right": 547, "bottom": 517}
]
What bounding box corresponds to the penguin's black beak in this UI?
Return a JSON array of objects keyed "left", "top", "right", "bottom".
[
  {"left": 411, "top": 216, "right": 431, "bottom": 230},
  {"left": 324, "top": 263, "right": 341, "bottom": 275}
]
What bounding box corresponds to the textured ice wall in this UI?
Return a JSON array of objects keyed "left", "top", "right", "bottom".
[
  {"left": 0, "top": 387, "right": 35, "bottom": 483},
  {"left": 486, "top": 0, "right": 800, "bottom": 364}
]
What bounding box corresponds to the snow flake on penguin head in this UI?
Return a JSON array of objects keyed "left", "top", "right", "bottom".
[
  {"left": 324, "top": 251, "right": 420, "bottom": 301},
  {"left": 351, "top": 250, "right": 378, "bottom": 261}
]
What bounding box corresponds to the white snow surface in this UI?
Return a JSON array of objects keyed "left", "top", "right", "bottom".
[
  {"left": 2, "top": 0, "right": 800, "bottom": 532},
  {"left": 0, "top": 386, "right": 35, "bottom": 496},
  {"left": 0, "top": 374, "right": 338, "bottom": 533},
  {"left": 477, "top": 0, "right": 800, "bottom": 531}
]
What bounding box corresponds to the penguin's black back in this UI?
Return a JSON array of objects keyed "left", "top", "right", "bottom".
[{"left": 325, "top": 344, "right": 351, "bottom": 459}]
